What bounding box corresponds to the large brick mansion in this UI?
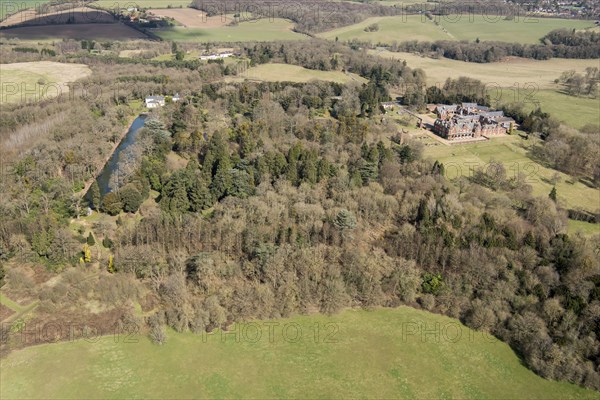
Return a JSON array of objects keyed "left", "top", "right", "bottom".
[{"left": 432, "top": 103, "right": 515, "bottom": 141}]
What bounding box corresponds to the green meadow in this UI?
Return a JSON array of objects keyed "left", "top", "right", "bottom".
[
  {"left": 318, "top": 15, "right": 595, "bottom": 44},
  {"left": 493, "top": 89, "right": 600, "bottom": 130},
  {"left": 153, "top": 19, "right": 308, "bottom": 42},
  {"left": 422, "top": 135, "right": 600, "bottom": 214},
  {"left": 1, "top": 307, "right": 597, "bottom": 399}
]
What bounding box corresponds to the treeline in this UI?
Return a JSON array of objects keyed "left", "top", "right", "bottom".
[
  {"left": 387, "top": 29, "right": 600, "bottom": 62},
  {"left": 190, "top": 0, "right": 531, "bottom": 34}
]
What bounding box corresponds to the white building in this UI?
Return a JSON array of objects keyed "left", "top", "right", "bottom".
[
  {"left": 145, "top": 94, "right": 182, "bottom": 108},
  {"left": 145, "top": 95, "right": 165, "bottom": 108},
  {"left": 199, "top": 52, "right": 234, "bottom": 61}
]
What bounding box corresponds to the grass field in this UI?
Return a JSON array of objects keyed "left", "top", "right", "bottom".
[
  {"left": 224, "top": 63, "right": 368, "bottom": 84},
  {"left": 1, "top": 307, "right": 597, "bottom": 399},
  {"left": 318, "top": 15, "right": 596, "bottom": 44},
  {"left": 568, "top": 219, "right": 600, "bottom": 236},
  {"left": 153, "top": 18, "right": 307, "bottom": 42},
  {"left": 92, "top": 0, "right": 192, "bottom": 9},
  {"left": 0, "top": 61, "right": 92, "bottom": 104},
  {"left": 420, "top": 134, "right": 600, "bottom": 213},
  {"left": 372, "top": 51, "right": 599, "bottom": 90},
  {"left": 493, "top": 89, "right": 600, "bottom": 130},
  {"left": 0, "top": 0, "right": 50, "bottom": 20}
]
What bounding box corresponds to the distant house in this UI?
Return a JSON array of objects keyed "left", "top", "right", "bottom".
[
  {"left": 145, "top": 94, "right": 182, "bottom": 108},
  {"left": 199, "top": 52, "right": 234, "bottom": 61},
  {"left": 145, "top": 95, "right": 165, "bottom": 108}
]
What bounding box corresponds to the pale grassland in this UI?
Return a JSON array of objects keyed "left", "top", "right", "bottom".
[
  {"left": 1, "top": 307, "right": 597, "bottom": 399},
  {"left": 153, "top": 18, "right": 308, "bottom": 42},
  {"left": 0, "top": 61, "right": 91, "bottom": 104},
  {"left": 371, "top": 50, "right": 599, "bottom": 89},
  {"left": 224, "top": 63, "right": 368, "bottom": 84},
  {"left": 318, "top": 15, "right": 595, "bottom": 44}
]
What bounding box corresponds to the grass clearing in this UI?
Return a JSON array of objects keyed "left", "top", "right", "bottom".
[
  {"left": 568, "top": 219, "right": 600, "bottom": 236},
  {"left": 318, "top": 15, "right": 595, "bottom": 44},
  {"left": 1, "top": 307, "right": 597, "bottom": 399},
  {"left": 153, "top": 18, "right": 307, "bottom": 42},
  {"left": 224, "top": 63, "right": 368, "bottom": 84},
  {"left": 421, "top": 134, "right": 600, "bottom": 213},
  {"left": 0, "top": 61, "right": 92, "bottom": 104},
  {"left": 92, "top": 0, "right": 192, "bottom": 9}
]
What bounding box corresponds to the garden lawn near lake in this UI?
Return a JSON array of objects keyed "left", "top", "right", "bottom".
[{"left": 1, "top": 307, "right": 597, "bottom": 399}]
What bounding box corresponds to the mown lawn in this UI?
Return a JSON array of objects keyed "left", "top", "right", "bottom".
[
  {"left": 422, "top": 134, "right": 600, "bottom": 213},
  {"left": 1, "top": 307, "right": 597, "bottom": 399},
  {"left": 153, "top": 18, "right": 308, "bottom": 42}
]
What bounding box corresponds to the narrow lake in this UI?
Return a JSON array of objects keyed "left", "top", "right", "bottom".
[{"left": 87, "top": 115, "right": 146, "bottom": 200}]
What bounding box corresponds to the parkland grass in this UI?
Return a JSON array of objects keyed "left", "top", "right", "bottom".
[
  {"left": 318, "top": 15, "right": 596, "bottom": 44},
  {"left": 493, "top": 89, "right": 600, "bottom": 130},
  {"left": 224, "top": 63, "right": 368, "bottom": 84},
  {"left": 92, "top": 0, "right": 192, "bottom": 10},
  {"left": 371, "top": 50, "right": 599, "bottom": 90},
  {"left": 421, "top": 134, "right": 600, "bottom": 213},
  {"left": 1, "top": 307, "right": 597, "bottom": 399},
  {"left": 568, "top": 219, "right": 600, "bottom": 236}
]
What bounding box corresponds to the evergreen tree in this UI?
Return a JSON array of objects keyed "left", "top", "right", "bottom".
[
  {"left": 189, "top": 179, "right": 213, "bottom": 212},
  {"left": 89, "top": 181, "right": 101, "bottom": 210},
  {"left": 86, "top": 232, "right": 96, "bottom": 246},
  {"left": 549, "top": 186, "right": 557, "bottom": 202},
  {"left": 102, "top": 192, "right": 122, "bottom": 216},
  {"left": 120, "top": 184, "right": 144, "bottom": 213},
  {"left": 0, "top": 263, "right": 5, "bottom": 288},
  {"left": 334, "top": 209, "right": 357, "bottom": 231}
]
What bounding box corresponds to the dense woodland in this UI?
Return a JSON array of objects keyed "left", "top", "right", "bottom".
[{"left": 0, "top": 39, "right": 599, "bottom": 391}]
